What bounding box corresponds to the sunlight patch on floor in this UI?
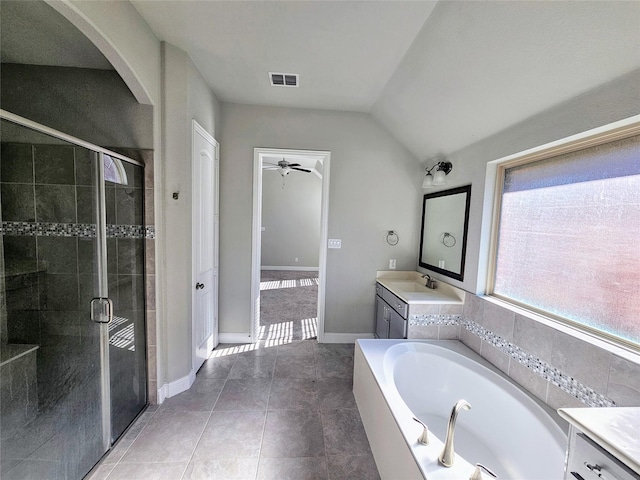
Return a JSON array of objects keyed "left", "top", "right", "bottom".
[
  {"left": 110, "top": 323, "right": 135, "bottom": 351},
  {"left": 209, "top": 343, "right": 260, "bottom": 357},
  {"left": 209, "top": 317, "right": 319, "bottom": 357},
  {"left": 301, "top": 317, "right": 318, "bottom": 339},
  {"left": 260, "top": 277, "right": 319, "bottom": 290}
]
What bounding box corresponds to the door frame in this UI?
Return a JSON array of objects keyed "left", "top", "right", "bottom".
[
  {"left": 191, "top": 120, "right": 219, "bottom": 373},
  {"left": 251, "top": 147, "right": 331, "bottom": 343}
]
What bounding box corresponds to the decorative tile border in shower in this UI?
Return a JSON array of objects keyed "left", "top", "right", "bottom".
[
  {"left": 409, "top": 313, "right": 615, "bottom": 408},
  {"left": 1, "top": 221, "right": 155, "bottom": 239},
  {"left": 107, "top": 224, "right": 151, "bottom": 239}
]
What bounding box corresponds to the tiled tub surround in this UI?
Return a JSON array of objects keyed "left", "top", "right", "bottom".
[{"left": 409, "top": 293, "right": 640, "bottom": 411}]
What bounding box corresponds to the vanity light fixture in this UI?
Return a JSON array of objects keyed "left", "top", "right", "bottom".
[{"left": 422, "top": 160, "right": 453, "bottom": 188}]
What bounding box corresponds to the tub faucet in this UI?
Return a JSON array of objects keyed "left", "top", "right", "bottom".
[
  {"left": 439, "top": 399, "right": 471, "bottom": 467},
  {"left": 470, "top": 463, "right": 497, "bottom": 480}
]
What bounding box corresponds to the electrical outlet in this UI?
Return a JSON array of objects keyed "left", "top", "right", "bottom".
[
  {"left": 295, "top": 257, "right": 299, "bottom": 263},
  {"left": 389, "top": 259, "right": 396, "bottom": 269},
  {"left": 328, "top": 239, "right": 342, "bottom": 249}
]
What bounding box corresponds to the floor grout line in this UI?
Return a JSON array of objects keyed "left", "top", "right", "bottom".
[{"left": 177, "top": 377, "right": 226, "bottom": 480}]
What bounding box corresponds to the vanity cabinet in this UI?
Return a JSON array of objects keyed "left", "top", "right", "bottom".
[
  {"left": 375, "top": 283, "right": 407, "bottom": 339},
  {"left": 565, "top": 432, "right": 639, "bottom": 480},
  {"left": 559, "top": 408, "right": 640, "bottom": 480}
]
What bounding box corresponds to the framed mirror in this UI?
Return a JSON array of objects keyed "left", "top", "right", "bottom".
[{"left": 419, "top": 185, "right": 471, "bottom": 281}]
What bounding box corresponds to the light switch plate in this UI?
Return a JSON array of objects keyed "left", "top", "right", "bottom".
[{"left": 328, "top": 239, "right": 342, "bottom": 249}]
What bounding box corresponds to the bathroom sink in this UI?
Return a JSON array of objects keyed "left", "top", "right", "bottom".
[
  {"left": 376, "top": 271, "right": 466, "bottom": 304},
  {"left": 386, "top": 281, "right": 432, "bottom": 293}
]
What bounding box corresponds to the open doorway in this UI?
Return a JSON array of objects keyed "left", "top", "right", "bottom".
[{"left": 251, "top": 148, "right": 330, "bottom": 345}]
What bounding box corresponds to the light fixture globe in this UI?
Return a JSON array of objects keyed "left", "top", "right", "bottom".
[
  {"left": 422, "top": 172, "right": 434, "bottom": 188},
  {"left": 433, "top": 169, "right": 447, "bottom": 185}
]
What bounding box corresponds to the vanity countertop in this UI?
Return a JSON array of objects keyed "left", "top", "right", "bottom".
[
  {"left": 558, "top": 407, "right": 640, "bottom": 475},
  {"left": 376, "top": 271, "right": 464, "bottom": 304}
]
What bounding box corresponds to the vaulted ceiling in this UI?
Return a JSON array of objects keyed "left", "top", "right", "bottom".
[
  {"left": 2, "top": 1, "right": 639, "bottom": 161},
  {"left": 131, "top": 0, "right": 640, "bottom": 159}
]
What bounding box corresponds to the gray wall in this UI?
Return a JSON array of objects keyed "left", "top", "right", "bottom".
[
  {"left": 410, "top": 69, "right": 640, "bottom": 411},
  {"left": 261, "top": 169, "right": 321, "bottom": 269},
  {"left": 161, "top": 42, "right": 222, "bottom": 383},
  {"left": 220, "top": 103, "right": 422, "bottom": 336},
  {"left": 419, "top": 69, "right": 640, "bottom": 294},
  {"left": 0, "top": 64, "right": 153, "bottom": 149}
]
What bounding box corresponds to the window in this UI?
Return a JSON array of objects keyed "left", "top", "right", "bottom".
[{"left": 490, "top": 122, "right": 640, "bottom": 350}]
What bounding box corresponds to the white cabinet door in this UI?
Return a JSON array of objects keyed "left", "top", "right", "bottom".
[{"left": 192, "top": 121, "right": 219, "bottom": 373}]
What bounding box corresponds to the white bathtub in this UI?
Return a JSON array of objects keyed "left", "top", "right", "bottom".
[{"left": 353, "top": 340, "right": 567, "bottom": 480}]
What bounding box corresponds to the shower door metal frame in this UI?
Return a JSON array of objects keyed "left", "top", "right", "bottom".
[{"left": 0, "top": 109, "right": 146, "bottom": 454}]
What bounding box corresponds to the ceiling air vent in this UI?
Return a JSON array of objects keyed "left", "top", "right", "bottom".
[{"left": 269, "top": 72, "right": 299, "bottom": 87}]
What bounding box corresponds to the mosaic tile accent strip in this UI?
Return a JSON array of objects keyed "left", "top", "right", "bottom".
[
  {"left": 1, "top": 221, "right": 155, "bottom": 239},
  {"left": 1, "top": 221, "right": 95, "bottom": 237},
  {"left": 460, "top": 318, "right": 616, "bottom": 408},
  {"left": 410, "top": 312, "right": 615, "bottom": 407},
  {"left": 107, "top": 224, "right": 146, "bottom": 239},
  {"left": 409, "top": 314, "right": 462, "bottom": 326}
]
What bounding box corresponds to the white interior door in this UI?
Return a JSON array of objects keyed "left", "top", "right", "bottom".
[{"left": 192, "top": 120, "right": 219, "bottom": 373}]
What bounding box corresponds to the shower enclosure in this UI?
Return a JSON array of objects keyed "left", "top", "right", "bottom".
[{"left": 0, "top": 111, "right": 147, "bottom": 479}]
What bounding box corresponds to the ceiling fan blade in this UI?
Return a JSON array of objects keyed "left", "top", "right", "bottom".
[
  {"left": 291, "top": 167, "right": 311, "bottom": 173},
  {"left": 288, "top": 163, "right": 301, "bottom": 167}
]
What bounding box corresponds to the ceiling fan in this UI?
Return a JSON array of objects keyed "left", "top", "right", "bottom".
[{"left": 263, "top": 159, "right": 312, "bottom": 177}]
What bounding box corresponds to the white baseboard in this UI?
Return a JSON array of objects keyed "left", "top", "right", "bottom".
[
  {"left": 219, "top": 332, "right": 253, "bottom": 344},
  {"left": 261, "top": 266, "right": 319, "bottom": 272},
  {"left": 158, "top": 369, "right": 196, "bottom": 403},
  {"left": 157, "top": 384, "right": 168, "bottom": 404},
  {"left": 322, "top": 332, "right": 375, "bottom": 344}
]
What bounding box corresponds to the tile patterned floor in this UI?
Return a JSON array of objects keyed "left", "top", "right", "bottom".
[{"left": 88, "top": 340, "right": 381, "bottom": 480}]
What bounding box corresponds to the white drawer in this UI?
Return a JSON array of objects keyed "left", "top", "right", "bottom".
[{"left": 567, "top": 433, "right": 640, "bottom": 480}]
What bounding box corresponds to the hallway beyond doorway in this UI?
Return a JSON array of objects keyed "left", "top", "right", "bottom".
[{"left": 259, "top": 270, "right": 318, "bottom": 344}]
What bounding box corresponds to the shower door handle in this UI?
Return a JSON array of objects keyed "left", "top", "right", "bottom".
[{"left": 90, "top": 297, "right": 114, "bottom": 324}]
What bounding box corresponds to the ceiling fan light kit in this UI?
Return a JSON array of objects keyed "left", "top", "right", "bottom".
[{"left": 263, "top": 158, "right": 312, "bottom": 188}]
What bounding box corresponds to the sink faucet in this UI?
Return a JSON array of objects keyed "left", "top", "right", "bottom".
[
  {"left": 439, "top": 399, "right": 471, "bottom": 467},
  {"left": 421, "top": 274, "right": 437, "bottom": 289}
]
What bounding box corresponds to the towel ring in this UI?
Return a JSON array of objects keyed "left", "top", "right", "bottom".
[
  {"left": 386, "top": 230, "right": 399, "bottom": 246},
  {"left": 441, "top": 232, "right": 456, "bottom": 247}
]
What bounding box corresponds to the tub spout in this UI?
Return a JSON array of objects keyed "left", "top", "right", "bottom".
[{"left": 438, "top": 399, "right": 471, "bottom": 467}]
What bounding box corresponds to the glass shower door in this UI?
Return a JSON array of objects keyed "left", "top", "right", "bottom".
[
  {"left": 1, "top": 113, "right": 147, "bottom": 479},
  {"left": 104, "top": 156, "right": 147, "bottom": 441},
  {"left": 0, "top": 119, "right": 108, "bottom": 479}
]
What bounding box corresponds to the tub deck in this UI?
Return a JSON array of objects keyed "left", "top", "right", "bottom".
[{"left": 353, "top": 339, "right": 566, "bottom": 480}]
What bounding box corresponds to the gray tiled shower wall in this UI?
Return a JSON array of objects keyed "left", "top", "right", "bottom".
[
  {"left": 409, "top": 293, "right": 640, "bottom": 411},
  {"left": 0, "top": 142, "right": 151, "bottom": 413}
]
